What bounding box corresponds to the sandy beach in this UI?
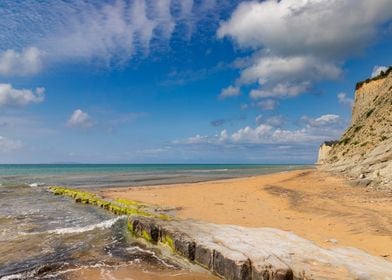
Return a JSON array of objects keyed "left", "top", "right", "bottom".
[{"left": 100, "top": 169, "right": 392, "bottom": 261}]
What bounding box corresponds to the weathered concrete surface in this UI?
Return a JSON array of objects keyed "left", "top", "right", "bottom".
[{"left": 130, "top": 216, "right": 392, "bottom": 280}]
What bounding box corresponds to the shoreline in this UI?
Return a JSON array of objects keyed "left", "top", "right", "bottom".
[{"left": 99, "top": 169, "right": 392, "bottom": 261}]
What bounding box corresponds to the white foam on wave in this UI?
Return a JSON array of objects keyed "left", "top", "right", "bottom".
[
  {"left": 47, "top": 216, "right": 125, "bottom": 235},
  {"left": 0, "top": 273, "right": 23, "bottom": 280},
  {"left": 27, "top": 182, "right": 45, "bottom": 187},
  {"left": 190, "top": 168, "right": 229, "bottom": 173},
  {"left": 127, "top": 246, "right": 176, "bottom": 269},
  {"left": 20, "top": 216, "right": 126, "bottom": 236}
]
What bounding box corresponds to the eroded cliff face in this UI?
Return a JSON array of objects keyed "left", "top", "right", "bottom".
[{"left": 321, "top": 67, "right": 392, "bottom": 189}]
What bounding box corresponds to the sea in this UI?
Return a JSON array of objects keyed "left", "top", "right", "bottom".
[{"left": 0, "top": 164, "right": 309, "bottom": 280}]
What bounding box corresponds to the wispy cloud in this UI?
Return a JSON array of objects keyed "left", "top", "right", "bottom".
[
  {"left": 0, "top": 136, "right": 22, "bottom": 152},
  {"left": 0, "top": 0, "right": 231, "bottom": 74},
  {"left": 219, "top": 85, "right": 240, "bottom": 99},
  {"left": 210, "top": 115, "right": 246, "bottom": 127},
  {"left": 337, "top": 92, "right": 354, "bottom": 107}
]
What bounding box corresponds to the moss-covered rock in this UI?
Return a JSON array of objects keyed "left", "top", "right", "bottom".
[{"left": 48, "top": 186, "right": 171, "bottom": 220}]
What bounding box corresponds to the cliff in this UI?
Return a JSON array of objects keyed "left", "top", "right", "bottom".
[
  {"left": 317, "top": 141, "right": 338, "bottom": 164},
  {"left": 320, "top": 67, "right": 392, "bottom": 189}
]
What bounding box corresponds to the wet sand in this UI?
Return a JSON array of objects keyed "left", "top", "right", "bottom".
[
  {"left": 66, "top": 265, "right": 217, "bottom": 280},
  {"left": 100, "top": 169, "right": 392, "bottom": 261}
]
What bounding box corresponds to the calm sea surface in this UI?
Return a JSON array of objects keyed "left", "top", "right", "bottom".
[{"left": 0, "top": 164, "right": 310, "bottom": 279}]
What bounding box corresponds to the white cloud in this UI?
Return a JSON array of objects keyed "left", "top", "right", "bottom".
[
  {"left": 218, "top": 0, "right": 392, "bottom": 99},
  {"left": 153, "top": 0, "right": 175, "bottom": 40},
  {"left": 371, "top": 65, "right": 388, "bottom": 78},
  {"left": 250, "top": 81, "right": 311, "bottom": 99},
  {"left": 0, "top": 136, "right": 22, "bottom": 152},
  {"left": 0, "top": 84, "right": 45, "bottom": 107},
  {"left": 179, "top": 0, "right": 194, "bottom": 19},
  {"left": 239, "top": 55, "right": 340, "bottom": 86},
  {"left": 219, "top": 85, "right": 240, "bottom": 99},
  {"left": 255, "top": 115, "right": 263, "bottom": 125},
  {"left": 181, "top": 134, "right": 211, "bottom": 145},
  {"left": 337, "top": 92, "right": 354, "bottom": 107},
  {"left": 0, "top": 47, "right": 42, "bottom": 76},
  {"left": 0, "top": 0, "right": 222, "bottom": 68},
  {"left": 255, "top": 99, "right": 278, "bottom": 110},
  {"left": 178, "top": 113, "right": 345, "bottom": 146},
  {"left": 218, "top": 0, "right": 392, "bottom": 57},
  {"left": 67, "top": 109, "right": 94, "bottom": 129},
  {"left": 131, "top": 0, "right": 157, "bottom": 51},
  {"left": 232, "top": 124, "right": 273, "bottom": 143},
  {"left": 301, "top": 114, "right": 341, "bottom": 127},
  {"left": 265, "top": 115, "right": 285, "bottom": 127}
]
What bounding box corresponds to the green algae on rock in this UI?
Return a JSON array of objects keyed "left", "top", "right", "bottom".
[
  {"left": 48, "top": 186, "right": 171, "bottom": 220},
  {"left": 128, "top": 216, "right": 392, "bottom": 280}
]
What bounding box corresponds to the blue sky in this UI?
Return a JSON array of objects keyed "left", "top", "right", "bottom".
[{"left": 0, "top": 0, "right": 391, "bottom": 164}]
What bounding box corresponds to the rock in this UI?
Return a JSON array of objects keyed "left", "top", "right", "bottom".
[
  {"left": 319, "top": 68, "right": 392, "bottom": 189},
  {"left": 129, "top": 217, "right": 392, "bottom": 280},
  {"left": 352, "top": 179, "right": 372, "bottom": 187}
]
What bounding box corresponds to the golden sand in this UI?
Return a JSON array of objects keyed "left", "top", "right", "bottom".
[{"left": 100, "top": 169, "right": 392, "bottom": 261}]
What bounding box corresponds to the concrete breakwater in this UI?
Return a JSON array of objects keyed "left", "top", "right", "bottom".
[{"left": 49, "top": 186, "right": 392, "bottom": 280}]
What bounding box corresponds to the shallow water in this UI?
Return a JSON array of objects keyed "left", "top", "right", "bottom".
[
  {"left": 0, "top": 164, "right": 306, "bottom": 188},
  {"left": 0, "top": 164, "right": 309, "bottom": 279}
]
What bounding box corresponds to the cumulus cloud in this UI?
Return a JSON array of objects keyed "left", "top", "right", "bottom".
[
  {"left": 371, "top": 65, "right": 388, "bottom": 78},
  {"left": 0, "top": 84, "right": 45, "bottom": 107},
  {"left": 0, "top": 136, "right": 22, "bottom": 152},
  {"left": 218, "top": 0, "right": 392, "bottom": 100},
  {"left": 218, "top": 0, "right": 392, "bottom": 57},
  {"left": 337, "top": 92, "right": 354, "bottom": 107},
  {"left": 219, "top": 85, "right": 240, "bottom": 99},
  {"left": 67, "top": 109, "right": 94, "bottom": 129},
  {"left": 0, "top": 47, "right": 42, "bottom": 76},
  {"left": 178, "top": 113, "right": 345, "bottom": 146},
  {"left": 239, "top": 55, "right": 340, "bottom": 86}
]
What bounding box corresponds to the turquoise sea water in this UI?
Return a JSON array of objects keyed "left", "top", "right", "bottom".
[
  {"left": 0, "top": 164, "right": 310, "bottom": 279},
  {"left": 0, "top": 164, "right": 309, "bottom": 188}
]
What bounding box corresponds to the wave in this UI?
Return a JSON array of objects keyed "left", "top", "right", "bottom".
[
  {"left": 47, "top": 216, "right": 125, "bottom": 235},
  {"left": 27, "top": 182, "right": 45, "bottom": 187},
  {"left": 126, "top": 246, "right": 176, "bottom": 269},
  {"left": 0, "top": 273, "right": 23, "bottom": 280},
  {"left": 21, "top": 216, "right": 125, "bottom": 236},
  {"left": 189, "top": 169, "right": 229, "bottom": 173}
]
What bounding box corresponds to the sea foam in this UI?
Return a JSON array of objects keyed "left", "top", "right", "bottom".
[
  {"left": 20, "top": 216, "right": 125, "bottom": 236},
  {"left": 47, "top": 216, "right": 125, "bottom": 235}
]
